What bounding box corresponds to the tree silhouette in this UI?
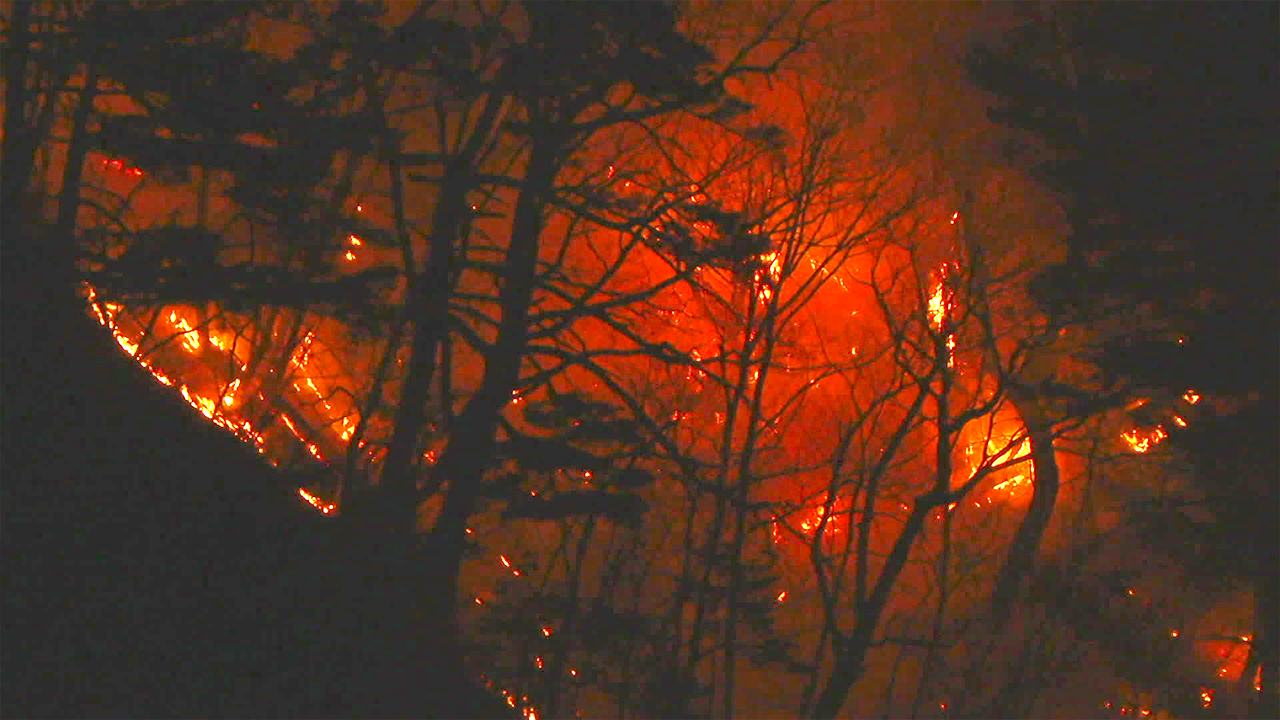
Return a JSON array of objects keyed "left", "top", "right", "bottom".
[{"left": 968, "top": 2, "right": 1279, "bottom": 716}]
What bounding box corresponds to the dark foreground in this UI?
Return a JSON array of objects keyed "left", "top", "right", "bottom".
[{"left": 1, "top": 227, "right": 512, "bottom": 719}]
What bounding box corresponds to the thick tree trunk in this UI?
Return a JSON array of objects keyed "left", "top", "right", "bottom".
[
  {"left": 988, "top": 386, "right": 1060, "bottom": 619},
  {"left": 809, "top": 502, "right": 935, "bottom": 719},
  {"left": 373, "top": 158, "right": 462, "bottom": 511},
  {"left": 414, "top": 139, "right": 561, "bottom": 701}
]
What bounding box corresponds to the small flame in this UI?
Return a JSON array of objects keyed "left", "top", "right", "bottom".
[
  {"left": 298, "top": 487, "right": 336, "bottom": 515},
  {"left": 1122, "top": 426, "right": 1167, "bottom": 453}
]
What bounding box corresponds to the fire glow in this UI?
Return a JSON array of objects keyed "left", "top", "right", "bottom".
[{"left": 76, "top": 123, "right": 1199, "bottom": 720}]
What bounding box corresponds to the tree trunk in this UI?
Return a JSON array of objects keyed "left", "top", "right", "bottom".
[
  {"left": 418, "top": 138, "right": 562, "bottom": 689},
  {"left": 988, "top": 386, "right": 1060, "bottom": 619},
  {"left": 809, "top": 503, "right": 934, "bottom": 719}
]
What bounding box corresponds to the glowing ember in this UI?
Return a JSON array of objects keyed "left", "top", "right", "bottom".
[
  {"left": 298, "top": 487, "right": 336, "bottom": 515},
  {"left": 990, "top": 473, "right": 1028, "bottom": 493}
]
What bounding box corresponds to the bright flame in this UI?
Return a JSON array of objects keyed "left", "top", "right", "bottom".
[
  {"left": 752, "top": 250, "right": 784, "bottom": 304},
  {"left": 928, "top": 283, "right": 947, "bottom": 329},
  {"left": 222, "top": 378, "right": 241, "bottom": 406},
  {"left": 927, "top": 263, "right": 955, "bottom": 366},
  {"left": 1122, "top": 426, "right": 1168, "bottom": 453},
  {"left": 168, "top": 312, "right": 201, "bottom": 352},
  {"left": 180, "top": 384, "right": 218, "bottom": 419}
]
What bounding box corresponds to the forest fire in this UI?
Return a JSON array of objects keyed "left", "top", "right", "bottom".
[
  {"left": 75, "top": 93, "right": 1227, "bottom": 720},
  {"left": 9, "top": 1, "right": 1262, "bottom": 717}
]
